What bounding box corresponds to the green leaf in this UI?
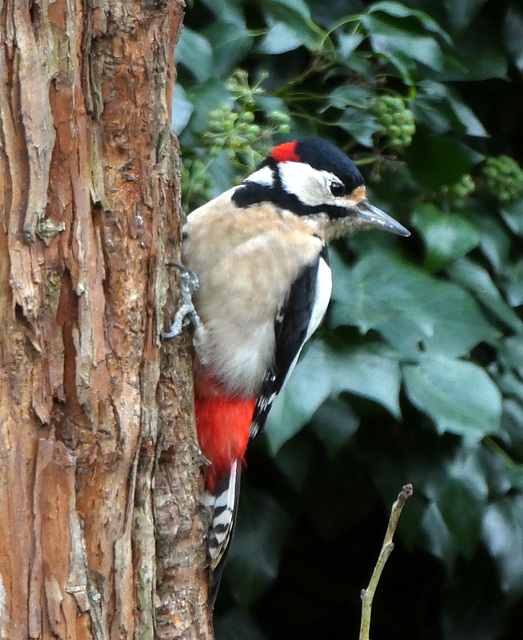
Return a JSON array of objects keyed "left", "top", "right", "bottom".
[
  {"left": 403, "top": 355, "right": 502, "bottom": 439},
  {"left": 500, "top": 198, "right": 523, "bottom": 237},
  {"left": 447, "top": 258, "right": 523, "bottom": 332},
  {"left": 183, "top": 80, "right": 232, "bottom": 134},
  {"left": 171, "top": 85, "right": 194, "bottom": 134},
  {"left": 329, "top": 85, "right": 373, "bottom": 110},
  {"left": 430, "top": 451, "right": 488, "bottom": 559},
  {"left": 501, "top": 399, "right": 523, "bottom": 460},
  {"left": 199, "top": 0, "right": 246, "bottom": 25},
  {"left": 330, "top": 343, "right": 402, "bottom": 418},
  {"left": 257, "top": 20, "right": 307, "bottom": 54},
  {"left": 273, "top": 433, "right": 314, "bottom": 491},
  {"left": 227, "top": 488, "right": 291, "bottom": 606},
  {"left": 309, "top": 396, "right": 359, "bottom": 457},
  {"left": 437, "top": 476, "right": 484, "bottom": 559},
  {"left": 336, "top": 108, "right": 381, "bottom": 147},
  {"left": 504, "top": 258, "right": 523, "bottom": 307},
  {"left": 414, "top": 81, "right": 488, "bottom": 137},
  {"left": 263, "top": 0, "right": 313, "bottom": 22},
  {"left": 406, "top": 135, "right": 483, "bottom": 188},
  {"left": 258, "top": 1, "right": 325, "bottom": 53},
  {"left": 441, "top": 24, "right": 508, "bottom": 81},
  {"left": 444, "top": 0, "right": 489, "bottom": 31},
  {"left": 265, "top": 339, "right": 401, "bottom": 453},
  {"left": 412, "top": 203, "right": 481, "bottom": 271},
  {"left": 507, "top": 466, "right": 523, "bottom": 493},
  {"left": 204, "top": 22, "right": 254, "bottom": 76},
  {"left": 482, "top": 497, "right": 523, "bottom": 594},
  {"left": 335, "top": 33, "right": 365, "bottom": 60},
  {"left": 176, "top": 28, "right": 214, "bottom": 83},
  {"left": 420, "top": 502, "right": 456, "bottom": 569},
  {"left": 367, "top": 1, "right": 451, "bottom": 43},
  {"left": 361, "top": 14, "right": 445, "bottom": 71},
  {"left": 264, "top": 341, "right": 332, "bottom": 454},
  {"left": 331, "top": 251, "right": 499, "bottom": 360},
  {"left": 504, "top": 5, "right": 523, "bottom": 73},
  {"left": 465, "top": 205, "right": 511, "bottom": 274}
]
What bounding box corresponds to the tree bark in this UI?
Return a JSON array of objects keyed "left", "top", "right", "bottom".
[{"left": 0, "top": 1, "right": 212, "bottom": 638}]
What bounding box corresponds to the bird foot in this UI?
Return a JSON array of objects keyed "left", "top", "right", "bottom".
[{"left": 163, "top": 263, "right": 202, "bottom": 338}]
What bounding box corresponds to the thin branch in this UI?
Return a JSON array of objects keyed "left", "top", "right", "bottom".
[{"left": 359, "top": 484, "right": 414, "bottom": 640}]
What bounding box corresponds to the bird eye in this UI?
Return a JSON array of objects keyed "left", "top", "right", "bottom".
[{"left": 329, "top": 181, "right": 346, "bottom": 197}]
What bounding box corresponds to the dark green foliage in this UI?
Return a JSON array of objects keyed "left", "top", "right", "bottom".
[{"left": 175, "top": 1, "right": 523, "bottom": 637}]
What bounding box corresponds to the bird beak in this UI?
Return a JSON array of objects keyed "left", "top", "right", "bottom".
[{"left": 355, "top": 200, "right": 410, "bottom": 237}]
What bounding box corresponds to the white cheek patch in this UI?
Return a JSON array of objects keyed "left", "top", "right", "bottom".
[
  {"left": 278, "top": 162, "right": 341, "bottom": 207},
  {"left": 245, "top": 165, "right": 274, "bottom": 187}
]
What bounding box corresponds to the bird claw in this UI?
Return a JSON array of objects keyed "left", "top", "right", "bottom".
[{"left": 163, "top": 263, "right": 202, "bottom": 338}]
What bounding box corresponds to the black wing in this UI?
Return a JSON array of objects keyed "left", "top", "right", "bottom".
[{"left": 250, "top": 246, "right": 330, "bottom": 438}]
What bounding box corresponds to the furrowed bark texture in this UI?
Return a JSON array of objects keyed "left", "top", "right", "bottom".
[{"left": 0, "top": 1, "right": 212, "bottom": 638}]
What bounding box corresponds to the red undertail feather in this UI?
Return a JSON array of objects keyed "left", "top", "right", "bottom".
[
  {"left": 194, "top": 367, "right": 256, "bottom": 493},
  {"left": 270, "top": 140, "right": 299, "bottom": 163}
]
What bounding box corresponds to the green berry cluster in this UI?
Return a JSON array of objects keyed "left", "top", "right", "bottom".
[
  {"left": 440, "top": 174, "right": 475, "bottom": 209},
  {"left": 203, "top": 70, "right": 291, "bottom": 173},
  {"left": 371, "top": 96, "right": 415, "bottom": 149},
  {"left": 180, "top": 69, "right": 292, "bottom": 210},
  {"left": 181, "top": 157, "right": 214, "bottom": 207},
  {"left": 206, "top": 105, "right": 262, "bottom": 153},
  {"left": 481, "top": 155, "right": 523, "bottom": 204}
]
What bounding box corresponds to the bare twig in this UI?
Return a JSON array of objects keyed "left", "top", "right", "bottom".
[{"left": 359, "top": 484, "right": 414, "bottom": 640}]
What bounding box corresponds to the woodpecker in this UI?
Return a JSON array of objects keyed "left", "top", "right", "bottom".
[{"left": 165, "top": 136, "right": 409, "bottom": 604}]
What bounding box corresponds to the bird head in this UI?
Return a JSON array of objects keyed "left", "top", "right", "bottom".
[{"left": 232, "top": 137, "right": 410, "bottom": 241}]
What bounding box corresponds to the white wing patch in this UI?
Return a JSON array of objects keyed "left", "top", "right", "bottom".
[{"left": 305, "top": 255, "right": 332, "bottom": 341}]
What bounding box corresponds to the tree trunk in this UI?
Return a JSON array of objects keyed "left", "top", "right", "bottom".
[{"left": 0, "top": 1, "right": 212, "bottom": 638}]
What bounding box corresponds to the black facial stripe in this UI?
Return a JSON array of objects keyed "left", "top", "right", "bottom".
[
  {"left": 232, "top": 181, "right": 274, "bottom": 208},
  {"left": 232, "top": 180, "right": 356, "bottom": 219}
]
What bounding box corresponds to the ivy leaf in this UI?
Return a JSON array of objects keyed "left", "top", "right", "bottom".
[
  {"left": 406, "top": 135, "right": 483, "bottom": 188},
  {"left": 264, "top": 341, "right": 332, "bottom": 454},
  {"left": 500, "top": 198, "right": 523, "bottom": 237},
  {"left": 331, "top": 250, "right": 499, "bottom": 360},
  {"left": 482, "top": 497, "right": 523, "bottom": 595},
  {"left": 263, "top": 0, "right": 313, "bottom": 22},
  {"left": 336, "top": 108, "right": 381, "bottom": 147},
  {"left": 403, "top": 355, "right": 502, "bottom": 440},
  {"left": 329, "top": 85, "right": 374, "bottom": 110},
  {"left": 447, "top": 258, "right": 523, "bottom": 332},
  {"left": 309, "top": 396, "right": 359, "bottom": 457},
  {"left": 412, "top": 203, "right": 481, "bottom": 271},
  {"left": 176, "top": 28, "right": 214, "bottom": 83},
  {"left": 265, "top": 340, "right": 401, "bottom": 454},
  {"left": 204, "top": 22, "right": 254, "bottom": 76},
  {"left": 258, "top": 0, "right": 325, "bottom": 53},
  {"left": 504, "top": 5, "right": 523, "bottom": 73},
  {"left": 199, "top": 0, "right": 247, "bottom": 25},
  {"left": 444, "top": 0, "right": 489, "bottom": 31},
  {"left": 430, "top": 451, "right": 488, "bottom": 560},
  {"left": 364, "top": 16, "right": 445, "bottom": 71},
  {"left": 419, "top": 502, "right": 456, "bottom": 570},
  {"left": 171, "top": 85, "right": 194, "bottom": 134},
  {"left": 367, "top": 1, "right": 451, "bottom": 43},
  {"left": 414, "top": 80, "right": 488, "bottom": 136},
  {"left": 330, "top": 343, "right": 402, "bottom": 418},
  {"left": 257, "top": 20, "right": 308, "bottom": 54}
]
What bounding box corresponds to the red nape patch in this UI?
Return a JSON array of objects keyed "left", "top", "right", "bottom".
[
  {"left": 194, "top": 373, "right": 256, "bottom": 493},
  {"left": 270, "top": 140, "right": 299, "bottom": 163}
]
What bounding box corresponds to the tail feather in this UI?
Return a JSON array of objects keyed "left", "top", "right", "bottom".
[{"left": 205, "top": 459, "right": 242, "bottom": 607}]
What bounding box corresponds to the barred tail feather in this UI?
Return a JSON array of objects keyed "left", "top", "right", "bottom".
[{"left": 204, "top": 459, "right": 242, "bottom": 607}]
